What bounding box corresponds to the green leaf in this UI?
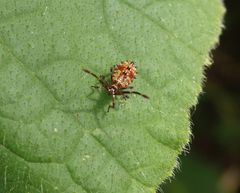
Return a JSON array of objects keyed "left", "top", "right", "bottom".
[{"left": 0, "top": 0, "right": 224, "bottom": 193}]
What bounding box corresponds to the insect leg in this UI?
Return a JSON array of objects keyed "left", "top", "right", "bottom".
[
  {"left": 122, "top": 86, "right": 134, "bottom": 90},
  {"left": 99, "top": 75, "right": 106, "bottom": 80},
  {"left": 122, "top": 91, "right": 149, "bottom": 99},
  {"left": 107, "top": 95, "right": 115, "bottom": 112},
  {"left": 86, "top": 85, "right": 100, "bottom": 98},
  {"left": 122, "top": 94, "right": 129, "bottom": 100},
  {"left": 91, "top": 85, "right": 100, "bottom": 89},
  {"left": 110, "top": 66, "right": 114, "bottom": 73}
]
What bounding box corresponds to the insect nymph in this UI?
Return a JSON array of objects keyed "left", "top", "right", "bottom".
[{"left": 83, "top": 61, "right": 149, "bottom": 112}]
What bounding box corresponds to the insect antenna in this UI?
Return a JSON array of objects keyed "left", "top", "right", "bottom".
[{"left": 82, "top": 68, "right": 105, "bottom": 85}]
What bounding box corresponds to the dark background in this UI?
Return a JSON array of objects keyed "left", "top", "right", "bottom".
[{"left": 162, "top": 1, "right": 240, "bottom": 193}]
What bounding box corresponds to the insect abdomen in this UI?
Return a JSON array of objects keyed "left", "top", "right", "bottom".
[{"left": 111, "top": 61, "right": 136, "bottom": 88}]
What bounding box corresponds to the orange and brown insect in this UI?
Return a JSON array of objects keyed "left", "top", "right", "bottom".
[{"left": 83, "top": 61, "right": 149, "bottom": 112}]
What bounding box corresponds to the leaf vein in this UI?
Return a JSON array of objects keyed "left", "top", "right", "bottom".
[
  {"left": 65, "top": 164, "right": 91, "bottom": 193},
  {"left": 0, "top": 40, "right": 60, "bottom": 103},
  {"left": 90, "top": 134, "right": 154, "bottom": 189},
  {"left": 118, "top": 0, "right": 203, "bottom": 56}
]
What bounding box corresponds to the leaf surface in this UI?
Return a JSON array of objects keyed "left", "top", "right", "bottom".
[{"left": 0, "top": 0, "right": 224, "bottom": 192}]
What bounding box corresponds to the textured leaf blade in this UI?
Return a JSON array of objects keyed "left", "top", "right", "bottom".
[{"left": 0, "top": 0, "right": 224, "bottom": 193}]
